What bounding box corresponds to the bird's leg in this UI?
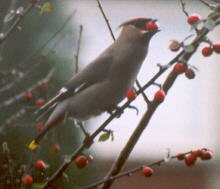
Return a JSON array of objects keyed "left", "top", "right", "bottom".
[
  {"left": 107, "top": 106, "right": 124, "bottom": 118},
  {"left": 76, "top": 121, "right": 93, "bottom": 148},
  {"left": 76, "top": 121, "right": 89, "bottom": 138}
]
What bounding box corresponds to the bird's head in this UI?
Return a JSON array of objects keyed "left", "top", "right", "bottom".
[{"left": 118, "top": 17, "right": 160, "bottom": 43}]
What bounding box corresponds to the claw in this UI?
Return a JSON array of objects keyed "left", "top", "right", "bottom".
[
  {"left": 128, "top": 105, "right": 139, "bottom": 115},
  {"left": 107, "top": 106, "right": 123, "bottom": 118}
]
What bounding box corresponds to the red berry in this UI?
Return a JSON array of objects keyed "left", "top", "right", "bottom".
[
  {"left": 154, "top": 90, "right": 166, "bottom": 102},
  {"left": 23, "top": 92, "right": 33, "bottom": 101},
  {"left": 74, "top": 155, "right": 88, "bottom": 169},
  {"left": 185, "top": 68, "right": 195, "bottom": 79},
  {"left": 37, "top": 81, "right": 47, "bottom": 90},
  {"left": 23, "top": 175, "right": 33, "bottom": 185},
  {"left": 201, "top": 46, "right": 213, "bottom": 57},
  {"left": 142, "top": 166, "right": 153, "bottom": 177},
  {"left": 187, "top": 14, "right": 201, "bottom": 25},
  {"left": 145, "top": 21, "right": 159, "bottom": 31},
  {"left": 173, "top": 63, "right": 187, "bottom": 75},
  {"left": 49, "top": 143, "right": 60, "bottom": 155},
  {"left": 27, "top": 0, "right": 39, "bottom": 3},
  {"left": 169, "top": 40, "right": 181, "bottom": 52},
  {"left": 184, "top": 153, "right": 197, "bottom": 167},
  {"left": 176, "top": 152, "right": 185, "bottom": 160},
  {"left": 200, "top": 150, "right": 213, "bottom": 160},
  {"left": 213, "top": 43, "right": 220, "bottom": 53},
  {"left": 36, "top": 123, "right": 45, "bottom": 131},
  {"left": 125, "top": 89, "right": 137, "bottom": 101},
  {"left": 36, "top": 160, "right": 46, "bottom": 170},
  {"left": 35, "top": 98, "right": 45, "bottom": 106},
  {"left": 192, "top": 149, "right": 202, "bottom": 157}
]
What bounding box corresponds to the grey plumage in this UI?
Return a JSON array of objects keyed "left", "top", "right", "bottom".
[{"left": 31, "top": 17, "right": 159, "bottom": 147}]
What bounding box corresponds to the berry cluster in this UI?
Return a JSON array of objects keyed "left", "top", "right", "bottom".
[
  {"left": 201, "top": 43, "right": 220, "bottom": 57},
  {"left": 177, "top": 149, "right": 213, "bottom": 167},
  {"left": 169, "top": 13, "right": 220, "bottom": 59},
  {"left": 173, "top": 63, "right": 195, "bottom": 79},
  {"left": 23, "top": 81, "right": 47, "bottom": 107}
]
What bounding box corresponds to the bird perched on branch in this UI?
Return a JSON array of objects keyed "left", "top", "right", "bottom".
[{"left": 29, "top": 17, "right": 159, "bottom": 150}]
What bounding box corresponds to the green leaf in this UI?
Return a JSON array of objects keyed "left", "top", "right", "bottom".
[
  {"left": 4, "top": 11, "right": 16, "bottom": 23},
  {"left": 99, "top": 132, "right": 110, "bottom": 142},
  {"left": 32, "top": 183, "right": 44, "bottom": 189},
  {"left": 40, "top": 2, "right": 52, "bottom": 14},
  {"left": 183, "top": 45, "right": 195, "bottom": 53}
]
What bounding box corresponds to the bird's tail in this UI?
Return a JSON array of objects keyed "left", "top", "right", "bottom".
[{"left": 29, "top": 102, "right": 67, "bottom": 150}]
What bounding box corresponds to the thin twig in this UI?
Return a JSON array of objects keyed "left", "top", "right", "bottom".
[
  {"left": 0, "top": 11, "right": 75, "bottom": 94},
  {"left": 0, "top": 4, "right": 34, "bottom": 45},
  {"left": 75, "top": 25, "right": 83, "bottom": 73},
  {"left": 180, "top": 0, "right": 189, "bottom": 17},
  {"left": 96, "top": 0, "right": 115, "bottom": 40},
  {"left": 16, "top": 10, "right": 76, "bottom": 68},
  {"left": 199, "top": 0, "right": 215, "bottom": 9},
  {"left": 0, "top": 69, "right": 55, "bottom": 109},
  {"left": 135, "top": 80, "right": 150, "bottom": 104},
  {"left": 81, "top": 148, "right": 209, "bottom": 189}
]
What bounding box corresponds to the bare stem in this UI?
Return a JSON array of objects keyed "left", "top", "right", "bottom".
[
  {"left": 96, "top": 0, "right": 115, "bottom": 40},
  {"left": 199, "top": 0, "right": 215, "bottom": 9},
  {"left": 75, "top": 25, "right": 83, "bottom": 73},
  {"left": 180, "top": 0, "right": 189, "bottom": 16}
]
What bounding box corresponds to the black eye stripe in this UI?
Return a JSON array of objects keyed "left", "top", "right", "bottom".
[{"left": 133, "top": 21, "right": 147, "bottom": 30}]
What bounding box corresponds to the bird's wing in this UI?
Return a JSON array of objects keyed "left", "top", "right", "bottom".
[{"left": 35, "top": 55, "right": 113, "bottom": 115}]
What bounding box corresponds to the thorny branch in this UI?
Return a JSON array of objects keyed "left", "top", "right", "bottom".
[{"left": 81, "top": 148, "right": 209, "bottom": 189}]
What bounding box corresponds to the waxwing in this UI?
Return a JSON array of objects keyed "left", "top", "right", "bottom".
[{"left": 29, "top": 17, "right": 159, "bottom": 149}]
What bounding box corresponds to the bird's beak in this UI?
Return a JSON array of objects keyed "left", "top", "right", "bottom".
[{"left": 151, "top": 19, "right": 158, "bottom": 22}]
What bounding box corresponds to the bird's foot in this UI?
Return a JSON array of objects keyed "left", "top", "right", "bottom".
[
  {"left": 107, "top": 106, "right": 124, "bottom": 118},
  {"left": 128, "top": 105, "right": 139, "bottom": 115}
]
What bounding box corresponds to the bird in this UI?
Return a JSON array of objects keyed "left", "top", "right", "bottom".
[{"left": 29, "top": 17, "right": 159, "bottom": 150}]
